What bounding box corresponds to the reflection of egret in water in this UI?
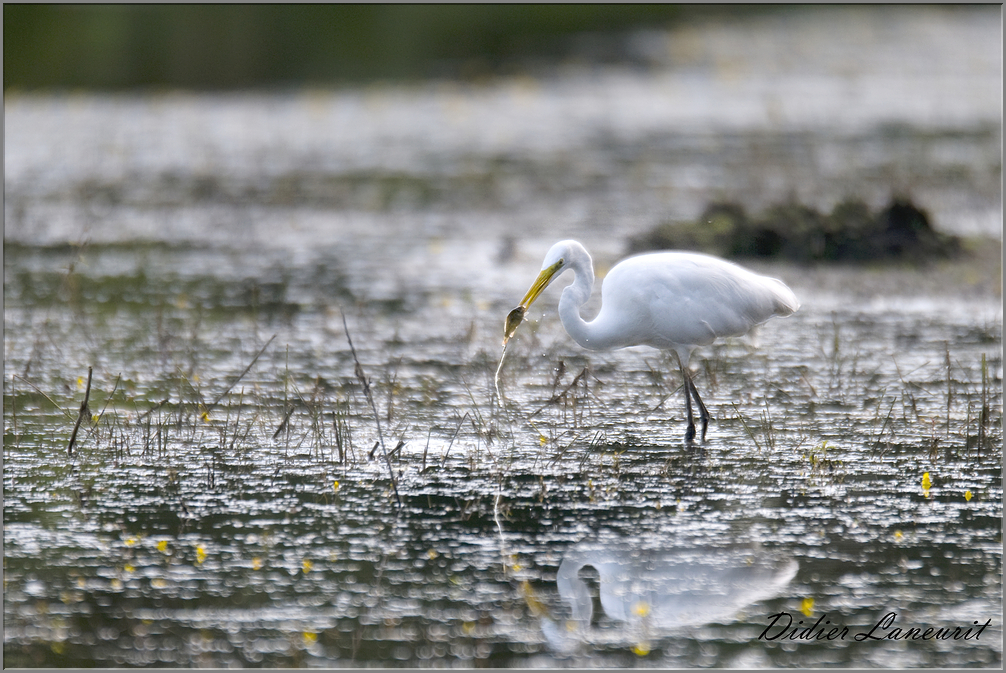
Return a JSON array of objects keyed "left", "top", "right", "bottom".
[{"left": 539, "top": 540, "right": 797, "bottom": 653}]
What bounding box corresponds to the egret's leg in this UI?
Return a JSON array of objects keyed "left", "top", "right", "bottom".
[
  {"left": 677, "top": 358, "right": 697, "bottom": 442},
  {"left": 686, "top": 377, "right": 710, "bottom": 442}
]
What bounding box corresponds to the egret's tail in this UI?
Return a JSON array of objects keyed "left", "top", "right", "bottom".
[{"left": 769, "top": 280, "right": 800, "bottom": 316}]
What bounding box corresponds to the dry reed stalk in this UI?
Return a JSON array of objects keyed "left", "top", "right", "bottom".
[
  {"left": 67, "top": 366, "right": 93, "bottom": 455},
  {"left": 341, "top": 309, "right": 401, "bottom": 507}
]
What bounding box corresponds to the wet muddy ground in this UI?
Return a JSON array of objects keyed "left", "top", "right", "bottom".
[{"left": 4, "top": 6, "right": 1002, "bottom": 667}]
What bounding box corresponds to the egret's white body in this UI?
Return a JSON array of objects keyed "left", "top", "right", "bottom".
[{"left": 505, "top": 240, "right": 799, "bottom": 441}]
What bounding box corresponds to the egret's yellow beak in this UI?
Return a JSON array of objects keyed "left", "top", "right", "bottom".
[{"left": 502, "top": 259, "right": 563, "bottom": 346}]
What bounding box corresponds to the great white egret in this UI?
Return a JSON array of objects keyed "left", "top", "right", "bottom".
[{"left": 503, "top": 240, "right": 799, "bottom": 441}]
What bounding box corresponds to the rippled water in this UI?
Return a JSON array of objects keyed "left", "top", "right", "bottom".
[{"left": 4, "top": 6, "right": 1002, "bottom": 668}]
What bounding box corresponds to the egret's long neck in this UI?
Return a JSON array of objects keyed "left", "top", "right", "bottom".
[
  {"left": 556, "top": 560, "right": 593, "bottom": 624},
  {"left": 557, "top": 259, "right": 628, "bottom": 351},
  {"left": 556, "top": 260, "right": 598, "bottom": 350}
]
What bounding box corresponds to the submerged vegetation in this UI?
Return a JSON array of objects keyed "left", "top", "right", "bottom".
[{"left": 629, "top": 197, "right": 965, "bottom": 263}]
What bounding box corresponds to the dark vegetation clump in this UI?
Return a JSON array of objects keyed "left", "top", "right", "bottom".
[{"left": 628, "top": 197, "right": 963, "bottom": 263}]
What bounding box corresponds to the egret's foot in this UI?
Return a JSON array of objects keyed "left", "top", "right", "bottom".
[
  {"left": 684, "top": 420, "right": 696, "bottom": 443},
  {"left": 685, "top": 375, "right": 710, "bottom": 443}
]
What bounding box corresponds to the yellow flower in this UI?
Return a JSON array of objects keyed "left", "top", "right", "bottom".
[
  {"left": 462, "top": 621, "right": 476, "bottom": 635},
  {"left": 427, "top": 549, "right": 438, "bottom": 560},
  {"left": 303, "top": 631, "right": 317, "bottom": 643},
  {"left": 124, "top": 564, "right": 135, "bottom": 574},
  {"left": 332, "top": 480, "right": 340, "bottom": 492},
  {"left": 632, "top": 642, "right": 651, "bottom": 656},
  {"left": 195, "top": 545, "right": 207, "bottom": 565},
  {"left": 157, "top": 540, "right": 169, "bottom": 554},
  {"left": 632, "top": 601, "right": 651, "bottom": 617},
  {"left": 800, "top": 597, "right": 815, "bottom": 617},
  {"left": 124, "top": 537, "right": 138, "bottom": 547},
  {"left": 965, "top": 490, "right": 973, "bottom": 502},
  {"left": 302, "top": 559, "right": 313, "bottom": 574},
  {"left": 922, "top": 472, "right": 932, "bottom": 491},
  {"left": 894, "top": 530, "right": 903, "bottom": 539},
  {"left": 252, "top": 557, "right": 263, "bottom": 570}
]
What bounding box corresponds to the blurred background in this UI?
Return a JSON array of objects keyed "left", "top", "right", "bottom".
[
  {"left": 4, "top": 5, "right": 758, "bottom": 89},
  {"left": 6, "top": 3, "right": 1001, "bottom": 249}
]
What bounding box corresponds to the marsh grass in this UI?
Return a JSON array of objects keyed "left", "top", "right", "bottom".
[
  {"left": 8, "top": 305, "right": 1000, "bottom": 490},
  {"left": 3, "top": 290, "right": 1001, "bottom": 669},
  {"left": 333, "top": 396, "right": 354, "bottom": 463}
]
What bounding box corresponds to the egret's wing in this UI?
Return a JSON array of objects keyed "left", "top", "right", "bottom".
[{"left": 601, "top": 253, "right": 796, "bottom": 350}]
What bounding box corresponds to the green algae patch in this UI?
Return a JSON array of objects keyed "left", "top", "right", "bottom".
[{"left": 630, "top": 197, "right": 964, "bottom": 264}]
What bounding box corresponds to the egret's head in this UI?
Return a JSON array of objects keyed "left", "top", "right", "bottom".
[{"left": 502, "top": 242, "right": 572, "bottom": 346}]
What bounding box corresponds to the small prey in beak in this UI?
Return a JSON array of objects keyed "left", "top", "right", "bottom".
[{"left": 501, "top": 258, "right": 564, "bottom": 346}]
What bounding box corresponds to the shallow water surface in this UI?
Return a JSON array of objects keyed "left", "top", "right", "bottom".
[
  {"left": 4, "top": 6, "right": 1003, "bottom": 668},
  {"left": 5, "top": 238, "right": 1001, "bottom": 668}
]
